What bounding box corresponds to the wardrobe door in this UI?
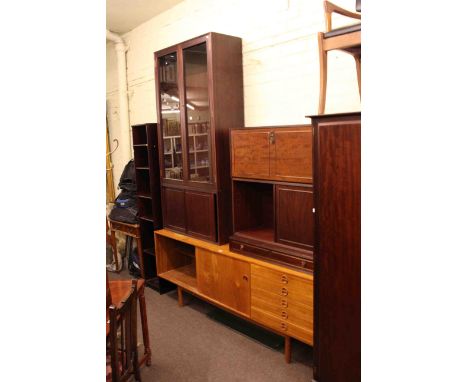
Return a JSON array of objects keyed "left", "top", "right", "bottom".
[
  {"left": 313, "top": 115, "right": 361, "bottom": 382},
  {"left": 271, "top": 127, "right": 313, "bottom": 184},
  {"left": 185, "top": 191, "right": 217, "bottom": 242},
  {"left": 162, "top": 187, "right": 186, "bottom": 232},
  {"left": 275, "top": 185, "right": 314, "bottom": 251}
]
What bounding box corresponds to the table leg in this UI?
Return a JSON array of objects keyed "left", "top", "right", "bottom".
[
  {"left": 136, "top": 236, "right": 146, "bottom": 279},
  {"left": 177, "top": 286, "right": 184, "bottom": 307},
  {"left": 284, "top": 336, "right": 291, "bottom": 363},
  {"left": 110, "top": 229, "right": 119, "bottom": 272},
  {"left": 138, "top": 289, "right": 151, "bottom": 366}
]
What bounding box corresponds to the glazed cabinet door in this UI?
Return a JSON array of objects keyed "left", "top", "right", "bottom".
[
  {"left": 196, "top": 248, "right": 251, "bottom": 316},
  {"left": 158, "top": 51, "right": 184, "bottom": 181},
  {"left": 270, "top": 127, "right": 313, "bottom": 183},
  {"left": 162, "top": 187, "right": 186, "bottom": 232},
  {"left": 185, "top": 191, "right": 217, "bottom": 242},
  {"left": 183, "top": 42, "right": 213, "bottom": 184},
  {"left": 275, "top": 185, "right": 314, "bottom": 251},
  {"left": 231, "top": 129, "right": 270, "bottom": 179}
]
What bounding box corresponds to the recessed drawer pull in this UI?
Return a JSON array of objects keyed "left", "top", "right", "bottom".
[
  {"left": 280, "top": 322, "right": 288, "bottom": 331},
  {"left": 281, "top": 287, "right": 288, "bottom": 296},
  {"left": 281, "top": 299, "right": 288, "bottom": 308},
  {"left": 281, "top": 311, "right": 288, "bottom": 319},
  {"left": 281, "top": 275, "right": 288, "bottom": 284}
]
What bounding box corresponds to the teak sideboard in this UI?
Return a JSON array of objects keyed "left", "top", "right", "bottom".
[{"left": 154, "top": 229, "right": 313, "bottom": 363}]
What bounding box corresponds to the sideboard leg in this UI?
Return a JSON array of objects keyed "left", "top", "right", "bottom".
[
  {"left": 177, "top": 286, "right": 184, "bottom": 307},
  {"left": 284, "top": 336, "right": 291, "bottom": 363}
]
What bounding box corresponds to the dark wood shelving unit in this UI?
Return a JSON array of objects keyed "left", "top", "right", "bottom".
[
  {"left": 229, "top": 125, "right": 314, "bottom": 273},
  {"left": 132, "top": 123, "right": 174, "bottom": 294},
  {"left": 155, "top": 32, "right": 244, "bottom": 244}
]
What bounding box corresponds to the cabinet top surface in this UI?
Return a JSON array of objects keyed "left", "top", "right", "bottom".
[
  {"left": 155, "top": 229, "right": 313, "bottom": 281},
  {"left": 154, "top": 31, "right": 242, "bottom": 55},
  {"left": 306, "top": 111, "right": 361, "bottom": 121},
  {"left": 230, "top": 124, "right": 311, "bottom": 132}
]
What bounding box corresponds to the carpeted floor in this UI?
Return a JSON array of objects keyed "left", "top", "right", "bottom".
[{"left": 109, "top": 270, "right": 314, "bottom": 382}]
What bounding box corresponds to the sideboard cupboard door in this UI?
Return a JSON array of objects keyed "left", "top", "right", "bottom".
[
  {"left": 185, "top": 191, "right": 216, "bottom": 242},
  {"left": 271, "top": 127, "right": 313, "bottom": 183},
  {"left": 231, "top": 129, "right": 270, "bottom": 179},
  {"left": 196, "top": 248, "right": 251, "bottom": 316},
  {"left": 162, "top": 187, "right": 186, "bottom": 232},
  {"left": 275, "top": 185, "right": 314, "bottom": 251}
]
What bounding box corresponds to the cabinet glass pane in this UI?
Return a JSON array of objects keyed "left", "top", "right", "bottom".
[
  {"left": 183, "top": 43, "right": 211, "bottom": 183},
  {"left": 159, "top": 52, "right": 183, "bottom": 180}
]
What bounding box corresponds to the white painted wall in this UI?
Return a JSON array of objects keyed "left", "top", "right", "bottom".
[{"left": 106, "top": 0, "right": 360, "bottom": 193}]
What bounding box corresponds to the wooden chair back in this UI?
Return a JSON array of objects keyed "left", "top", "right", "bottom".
[{"left": 108, "top": 279, "right": 141, "bottom": 382}]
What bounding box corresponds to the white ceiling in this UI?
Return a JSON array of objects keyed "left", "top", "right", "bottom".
[{"left": 107, "top": 0, "right": 184, "bottom": 34}]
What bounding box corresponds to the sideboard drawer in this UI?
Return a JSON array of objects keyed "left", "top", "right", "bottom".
[
  {"left": 251, "top": 293, "right": 312, "bottom": 329},
  {"left": 252, "top": 307, "right": 313, "bottom": 345},
  {"left": 251, "top": 264, "right": 313, "bottom": 306}
]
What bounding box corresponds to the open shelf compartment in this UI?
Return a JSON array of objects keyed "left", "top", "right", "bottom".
[
  {"left": 155, "top": 234, "right": 197, "bottom": 292},
  {"left": 232, "top": 180, "right": 274, "bottom": 243}
]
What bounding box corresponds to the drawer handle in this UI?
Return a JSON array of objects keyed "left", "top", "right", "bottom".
[
  {"left": 240, "top": 244, "right": 244, "bottom": 250},
  {"left": 281, "top": 299, "right": 288, "bottom": 308},
  {"left": 281, "top": 275, "right": 288, "bottom": 284},
  {"left": 280, "top": 322, "right": 288, "bottom": 331},
  {"left": 281, "top": 311, "right": 288, "bottom": 319},
  {"left": 281, "top": 287, "right": 288, "bottom": 296}
]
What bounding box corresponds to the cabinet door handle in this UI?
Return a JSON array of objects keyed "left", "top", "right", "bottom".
[
  {"left": 242, "top": 275, "right": 249, "bottom": 282},
  {"left": 269, "top": 131, "right": 275, "bottom": 144},
  {"left": 281, "top": 287, "right": 288, "bottom": 296},
  {"left": 281, "top": 275, "right": 288, "bottom": 284}
]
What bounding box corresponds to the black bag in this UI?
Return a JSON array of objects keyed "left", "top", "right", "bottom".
[
  {"left": 128, "top": 247, "right": 141, "bottom": 278},
  {"left": 108, "top": 160, "right": 139, "bottom": 224},
  {"left": 118, "top": 159, "right": 137, "bottom": 193}
]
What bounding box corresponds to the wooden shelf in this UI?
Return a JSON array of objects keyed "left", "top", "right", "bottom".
[
  {"left": 159, "top": 263, "right": 197, "bottom": 293},
  {"left": 139, "top": 215, "right": 154, "bottom": 223},
  {"left": 137, "top": 192, "right": 152, "bottom": 199},
  {"left": 143, "top": 247, "right": 155, "bottom": 256},
  {"left": 236, "top": 227, "right": 275, "bottom": 242}
]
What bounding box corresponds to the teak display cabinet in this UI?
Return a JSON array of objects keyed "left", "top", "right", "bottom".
[
  {"left": 229, "top": 125, "right": 314, "bottom": 272},
  {"left": 154, "top": 32, "right": 244, "bottom": 244},
  {"left": 131, "top": 123, "right": 173, "bottom": 293}
]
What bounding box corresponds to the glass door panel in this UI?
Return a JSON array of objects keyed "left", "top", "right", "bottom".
[
  {"left": 159, "top": 52, "right": 183, "bottom": 180},
  {"left": 183, "top": 43, "right": 211, "bottom": 183}
]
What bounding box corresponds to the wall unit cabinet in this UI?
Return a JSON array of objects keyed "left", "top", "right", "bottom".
[
  {"left": 229, "top": 125, "right": 314, "bottom": 272},
  {"left": 154, "top": 229, "right": 313, "bottom": 363},
  {"left": 231, "top": 126, "right": 313, "bottom": 184},
  {"left": 155, "top": 32, "right": 244, "bottom": 244},
  {"left": 131, "top": 123, "right": 173, "bottom": 293},
  {"left": 309, "top": 112, "right": 361, "bottom": 382}
]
